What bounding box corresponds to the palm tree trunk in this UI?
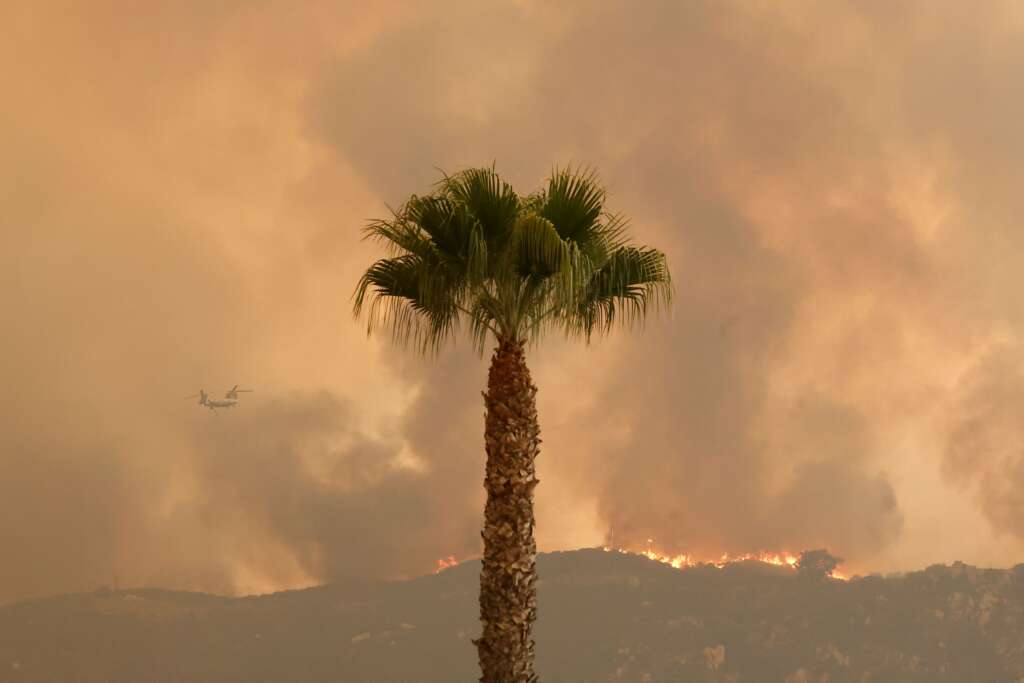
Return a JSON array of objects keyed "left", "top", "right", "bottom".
[{"left": 475, "top": 338, "right": 540, "bottom": 682}]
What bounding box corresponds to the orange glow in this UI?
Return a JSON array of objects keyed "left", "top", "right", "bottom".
[
  {"left": 606, "top": 542, "right": 848, "bottom": 580},
  {"left": 433, "top": 545, "right": 848, "bottom": 580},
  {"left": 434, "top": 555, "right": 459, "bottom": 573}
]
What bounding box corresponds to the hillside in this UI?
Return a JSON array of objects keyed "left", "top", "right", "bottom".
[{"left": 2, "top": 549, "right": 1023, "bottom": 682}]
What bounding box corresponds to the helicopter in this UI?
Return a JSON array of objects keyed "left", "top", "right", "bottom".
[{"left": 185, "top": 385, "right": 254, "bottom": 411}]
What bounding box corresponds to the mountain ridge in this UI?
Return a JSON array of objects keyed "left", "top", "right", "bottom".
[{"left": 2, "top": 548, "right": 1023, "bottom": 682}]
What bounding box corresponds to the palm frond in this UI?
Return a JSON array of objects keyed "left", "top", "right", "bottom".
[
  {"left": 353, "top": 165, "right": 673, "bottom": 354},
  {"left": 352, "top": 255, "right": 461, "bottom": 353},
  {"left": 362, "top": 211, "right": 435, "bottom": 260},
  {"left": 438, "top": 168, "right": 520, "bottom": 250},
  {"left": 403, "top": 195, "right": 466, "bottom": 258},
  {"left": 540, "top": 165, "right": 606, "bottom": 244},
  {"left": 563, "top": 245, "right": 673, "bottom": 340},
  {"left": 512, "top": 213, "right": 569, "bottom": 278},
  {"left": 584, "top": 212, "right": 631, "bottom": 264}
]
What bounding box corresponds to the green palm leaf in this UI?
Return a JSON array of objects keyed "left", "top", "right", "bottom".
[
  {"left": 566, "top": 245, "right": 673, "bottom": 339},
  {"left": 437, "top": 167, "right": 520, "bottom": 250},
  {"left": 539, "top": 165, "right": 606, "bottom": 244}
]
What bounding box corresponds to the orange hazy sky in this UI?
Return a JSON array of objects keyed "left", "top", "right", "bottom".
[{"left": 3, "top": 0, "right": 1024, "bottom": 604}]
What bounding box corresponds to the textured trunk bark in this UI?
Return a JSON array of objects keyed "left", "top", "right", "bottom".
[{"left": 475, "top": 338, "right": 540, "bottom": 683}]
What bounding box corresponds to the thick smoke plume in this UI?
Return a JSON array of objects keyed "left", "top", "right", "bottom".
[
  {"left": 3, "top": 0, "right": 1024, "bottom": 602},
  {"left": 943, "top": 346, "right": 1024, "bottom": 541}
]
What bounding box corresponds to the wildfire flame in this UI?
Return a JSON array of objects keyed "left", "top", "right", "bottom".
[
  {"left": 625, "top": 546, "right": 801, "bottom": 570},
  {"left": 607, "top": 539, "right": 847, "bottom": 580},
  {"left": 434, "top": 555, "right": 459, "bottom": 574},
  {"left": 434, "top": 543, "right": 847, "bottom": 580}
]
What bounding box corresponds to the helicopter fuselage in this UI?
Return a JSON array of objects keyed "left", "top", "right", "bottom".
[{"left": 204, "top": 398, "right": 237, "bottom": 409}]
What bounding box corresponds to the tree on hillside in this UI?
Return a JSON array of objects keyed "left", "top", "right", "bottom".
[
  {"left": 353, "top": 165, "right": 672, "bottom": 682},
  {"left": 796, "top": 549, "right": 843, "bottom": 581}
]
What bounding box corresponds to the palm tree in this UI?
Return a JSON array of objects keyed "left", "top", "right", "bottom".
[{"left": 353, "top": 165, "right": 672, "bottom": 682}]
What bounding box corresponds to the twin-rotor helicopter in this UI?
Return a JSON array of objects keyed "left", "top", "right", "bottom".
[{"left": 185, "top": 384, "right": 253, "bottom": 411}]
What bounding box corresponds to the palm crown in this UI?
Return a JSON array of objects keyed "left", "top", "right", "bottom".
[{"left": 353, "top": 166, "right": 672, "bottom": 353}]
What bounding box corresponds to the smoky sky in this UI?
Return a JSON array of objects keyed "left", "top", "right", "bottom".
[
  {"left": 3, "top": 0, "right": 1024, "bottom": 604},
  {"left": 943, "top": 345, "right": 1024, "bottom": 542}
]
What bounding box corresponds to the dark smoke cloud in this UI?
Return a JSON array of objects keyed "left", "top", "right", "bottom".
[{"left": 943, "top": 345, "right": 1024, "bottom": 540}]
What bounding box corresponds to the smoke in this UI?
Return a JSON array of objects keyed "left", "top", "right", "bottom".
[
  {"left": 3, "top": 0, "right": 1024, "bottom": 603},
  {"left": 943, "top": 345, "right": 1024, "bottom": 541},
  {"left": 0, "top": 405, "right": 131, "bottom": 603},
  {"left": 179, "top": 386, "right": 483, "bottom": 585},
  {"left": 310, "top": 0, "right": 925, "bottom": 568},
  {"left": 310, "top": 0, "right": 1024, "bottom": 571}
]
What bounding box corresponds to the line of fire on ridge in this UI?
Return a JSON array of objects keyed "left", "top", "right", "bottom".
[{"left": 434, "top": 544, "right": 847, "bottom": 580}]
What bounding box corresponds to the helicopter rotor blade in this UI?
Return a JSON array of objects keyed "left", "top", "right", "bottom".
[{"left": 184, "top": 394, "right": 200, "bottom": 399}]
